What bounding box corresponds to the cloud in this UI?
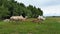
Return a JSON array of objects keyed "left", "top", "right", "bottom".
[
  {"left": 42, "top": 5, "right": 60, "bottom": 16},
  {"left": 40, "top": 0, "right": 60, "bottom": 7},
  {"left": 15, "top": 0, "right": 60, "bottom": 7},
  {"left": 15, "top": 0, "right": 60, "bottom": 16}
]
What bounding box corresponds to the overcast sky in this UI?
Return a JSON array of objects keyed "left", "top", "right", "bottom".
[{"left": 15, "top": 0, "right": 60, "bottom": 16}]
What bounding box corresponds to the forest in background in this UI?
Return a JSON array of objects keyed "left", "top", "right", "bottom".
[{"left": 0, "top": 0, "right": 43, "bottom": 19}]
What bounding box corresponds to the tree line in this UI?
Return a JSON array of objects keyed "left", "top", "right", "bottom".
[{"left": 0, "top": 0, "right": 43, "bottom": 19}]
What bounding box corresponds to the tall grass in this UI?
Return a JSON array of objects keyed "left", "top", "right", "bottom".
[{"left": 0, "top": 17, "right": 60, "bottom": 34}]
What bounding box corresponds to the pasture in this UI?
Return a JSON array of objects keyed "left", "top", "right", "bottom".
[{"left": 0, "top": 17, "right": 60, "bottom": 34}]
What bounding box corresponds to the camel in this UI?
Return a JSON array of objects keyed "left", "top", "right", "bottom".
[{"left": 10, "top": 15, "right": 27, "bottom": 21}]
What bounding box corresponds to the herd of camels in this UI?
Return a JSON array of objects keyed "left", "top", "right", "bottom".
[{"left": 3, "top": 15, "right": 46, "bottom": 23}]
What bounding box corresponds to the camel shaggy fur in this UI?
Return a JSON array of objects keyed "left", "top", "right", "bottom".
[
  {"left": 10, "top": 15, "right": 27, "bottom": 21},
  {"left": 3, "top": 19, "right": 10, "bottom": 22},
  {"left": 37, "top": 15, "right": 46, "bottom": 21}
]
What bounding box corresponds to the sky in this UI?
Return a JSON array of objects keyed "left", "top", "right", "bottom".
[{"left": 15, "top": 0, "right": 60, "bottom": 16}]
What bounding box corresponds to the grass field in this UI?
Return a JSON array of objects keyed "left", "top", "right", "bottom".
[{"left": 0, "top": 17, "right": 60, "bottom": 34}]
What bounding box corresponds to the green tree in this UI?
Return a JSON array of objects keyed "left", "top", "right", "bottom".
[
  {"left": 0, "top": 0, "right": 43, "bottom": 19},
  {"left": 38, "top": 8, "right": 43, "bottom": 16},
  {"left": 27, "top": 5, "right": 43, "bottom": 18},
  {"left": 0, "top": 6, "right": 9, "bottom": 19}
]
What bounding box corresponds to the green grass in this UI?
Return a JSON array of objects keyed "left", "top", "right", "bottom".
[{"left": 0, "top": 17, "right": 60, "bottom": 34}]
